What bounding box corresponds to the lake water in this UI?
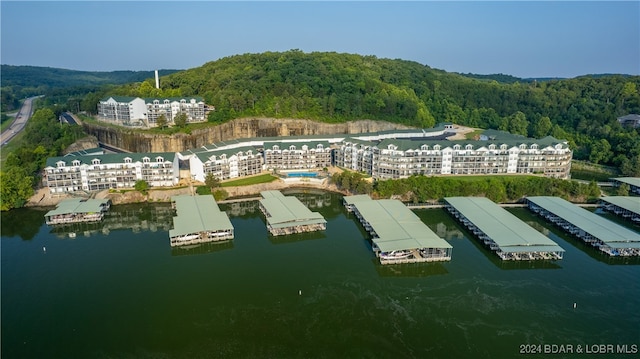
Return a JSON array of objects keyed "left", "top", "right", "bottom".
[{"left": 2, "top": 191, "right": 639, "bottom": 358}]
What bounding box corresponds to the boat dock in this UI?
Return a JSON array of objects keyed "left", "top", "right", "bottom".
[
  {"left": 444, "top": 197, "right": 565, "bottom": 261},
  {"left": 45, "top": 198, "right": 111, "bottom": 225},
  {"left": 259, "top": 190, "right": 326, "bottom": 236},
  {"left": 599, "top": 196, "right": 640, "bottom": 223},
  {"left": 169, "top": 195, "right": 234, "bottom": 247},
  {"left": 344, "top": 195, "right": 452, "bottom": 265},
  {"left": 526, "top": 196, "right": 640, "bottom": 257}
]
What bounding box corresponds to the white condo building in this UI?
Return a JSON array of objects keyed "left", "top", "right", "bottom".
[
  {"left": 97, "top": 96, "right": 207, "bottom": 127},
  {"left": 44, "top": 152, "right": 179, "bottom": 193}
]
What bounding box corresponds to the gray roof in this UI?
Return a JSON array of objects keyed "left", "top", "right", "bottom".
[
  {"left": 46, "top": 152, "right": 175, "bottom": 167},
  {"left": 376, "top": 135, "right": 569, "bottom": 152},
  {"left": 195, "top": 146, "right": 260, "bottom": 162},
  {"left": 527, "top": 196, "right": 640, "bottom": 249},
  {"left": 345, "top": 195, "right": 452, "bottom": 252},
  {"left": 263, "top": 141, "right": 330, "bottom": 150},
  {"left": 612, "top": 177, "right": 640, "bottom": 188},
  {"left": 600, "top": 196, "right": 640, "bottom": 216},
  {"left": 259, "top": 191, "right": 326, "bottom": 229},
  {"left": 63, "top": 148, "right": 105, "bottom": 157},
  {"left": 45, "top": 198, "right": 110, "bottom": 217},
  {"left": 444, "top": 197, "right": 564, "bottom": 253},
  {"left": 169, "top": 195, "right": 233, "bottom": 238}
]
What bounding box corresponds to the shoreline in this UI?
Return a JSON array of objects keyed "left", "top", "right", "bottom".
[{"left": 24, "top": 178, "right": 349, "bottom": 209}]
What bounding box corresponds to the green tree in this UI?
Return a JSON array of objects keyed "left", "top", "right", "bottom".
[
  {"left": 508, "top": 111, "right": 529, "bottom": 136},
  {"left": 532, "top": 116, "right": 552, "bottom": 138},
  {"left": 588, "top": 139, "right": 612, "bottom": 164},
  {"left": 134, "top": 180, "right": 150, "bottom": 195},
  {"left": 156, "top": 114, "right": 168, "bottom": 129},
  {"left": 0, "top": 167, "right": 35, "bottom": 211},
  {"left": 174, "top": 112, "right": 187, "bottom": 128},
  {"left": 205, "top": 173, "right": 220, "bottom": 189},
  {"left": 616, "top": 183, "right": 630, "bottom": 196}
]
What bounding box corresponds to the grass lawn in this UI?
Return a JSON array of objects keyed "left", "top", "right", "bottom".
[{"left": 221, "top": 173, "right": 278, "bottom": 187}]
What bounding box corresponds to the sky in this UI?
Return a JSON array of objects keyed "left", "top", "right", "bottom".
[{"left": 1, "top": 1, "right": 639, "bottom": 79}]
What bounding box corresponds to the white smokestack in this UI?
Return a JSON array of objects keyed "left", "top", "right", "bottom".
[{"left": 155, "top": 70, "right": 160, "bottom": 89}]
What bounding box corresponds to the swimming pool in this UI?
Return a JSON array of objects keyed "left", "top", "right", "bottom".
[{"left": 286, "top": 172, "right": 318, "bottom": 178}]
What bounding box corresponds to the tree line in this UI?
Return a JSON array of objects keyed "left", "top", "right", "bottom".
[
  {"left": 0, "top": 108, "right": 84, "bottom": 210},
  {"left": 332, "top": 172, "right": 601, "bottom": 204},
  {"left": 151, "top": 51, "right": 640, "bottom": 175}
]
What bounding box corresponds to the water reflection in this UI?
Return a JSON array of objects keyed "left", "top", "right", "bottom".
[
  {"left": 0, "top": 207, "right": 47, "bottom": 240},
  {"left": 47, "top": 203, "right": 174, "bottom": 238},
  {"left": 171, "top": 240, "right": 234, "bottom": 256},
  {"left": 373, "top": 261, "right": 449, "bottom": 277},
  {"left": 269, "top": 230, "right": 327, "bottom": 245}
]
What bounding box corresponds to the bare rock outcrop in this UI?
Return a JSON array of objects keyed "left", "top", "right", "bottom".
[{"left": 82, "top": 118, "right": 414, "bottom": 153}]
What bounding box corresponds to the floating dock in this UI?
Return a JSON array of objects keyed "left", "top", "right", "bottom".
[
  {"left": 444, "top": 197, "right": 564, "bottom": 260},
  {"left": 259, "top": 190, "right": 326, "bottom": 236},
  {"left": 169, "top": 195, "right": 234, "bottom": 247},
  {"left": 344, "top": 195, "right": 452, "bottom": 264},
  {"left": 526, "top": 196, "right": 640, "bottom": 257},
  {"left": 45, "top": 198, "right": 111, "bottom": 225},
  {"left": 599, "top": 196, "right": 640, "bottom": 223}
]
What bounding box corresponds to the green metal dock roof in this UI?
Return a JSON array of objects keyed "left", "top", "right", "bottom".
[
  {"left": 600, "top": 196, "right": 640, "bottom": 216},
  {"left": 612, "top": 177, "right": 640, "bottom": 188},
  {"left": 45, "top": 198, "right": 110, "bottom": 217},
  {"left": 169, "top": 195, "right": 233, "bottom": 238},
  {"left": 259, "top": 191, "right": 326, "bottom": 229},
  {"left": 345, "top": 195, "right": 452, "bottom": 252},
  {"left": 527, "top": 196, "right": 640, "bottom": 249},
  {"left": 444, "top": 197, "right": 564, "bottom": 253}
]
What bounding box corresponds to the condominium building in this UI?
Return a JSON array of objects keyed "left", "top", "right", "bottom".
[
  {"left": 335, "top": 131, "right": 572, "bottom": 179},
  {"left": 44, "top": 152, "right": 179, "bottom": 193},
  {"left": 97, "top": 96, "right": 206, "bottom": 126},
  {"left": 189, "top": 146, "right": 264, "bottom": 183},
  {"left": 263, "top": 141, "right": 332, "bottom": 171}
]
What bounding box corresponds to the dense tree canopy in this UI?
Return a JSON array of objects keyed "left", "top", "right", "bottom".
[
  {"left": 149, "top": 51, "right": 640, "bottom": 172},
  {"left": 0, "top": 108, "right": 85, "bottom": 211}
]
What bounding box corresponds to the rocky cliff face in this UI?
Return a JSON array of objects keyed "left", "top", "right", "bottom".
[{"left": 82, "top": 118, "right": 414, "bottom": 153}]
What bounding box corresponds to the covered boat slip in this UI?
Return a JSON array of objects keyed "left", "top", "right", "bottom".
[
  {"left": 444, "top": 197, "right": 564, "bottom": 261},
  {"left": 259, "top": 190, "right": 326, "bottom": 236},
  {"left": 45, "top": 198, "right": 111, "bottom": 225},
  {"left": 169, "top": 195, "right": 234, "bottom": 247},
  {"left": 599, "top": 196, "right": 640, "bottom": 223},
  {"left": 526, "top": 196, "right": 640, "bottom": 257},
  {"left": 343, "top": 195, "right": 452, "bottom": 264}
]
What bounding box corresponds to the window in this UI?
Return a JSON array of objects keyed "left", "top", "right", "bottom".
[
  {"left": 453, "top": 144, "right": 461, "bottom": 150},
  {"left": 72, "top": 160, "right": 80, "bottom": 166},
  {"left": 421, "top": 144, "right": 428, "bottom": 151},
  {"left": 433, "top": 145, "right": 441, "bottom": 151},
  {"left": 519, "top": 144, "right": 527, "bottom": 150},
  {"left": 124, "top": 157, "right": 132, "bottom": 164},
  {"left": 156, "top": 157, "right": 164, "bottom": 163},
  {"left": 92, "top": 159, "right": 101, "bottom": 165},
  {"left": 465, "top": 144, "right": 473, "bottom": 150},
  {"left": 57, "top": 161, "right": 65, "bottom": 168},
  {"left": 488, "top": 144, "right": 496, "bottom": 150},
  {"left": 143, "top": 157, "right": 150, "bottom": 163},
  {"left": 289, "top": 145, "right": 296, "bottom": 151},
  {"left": 500, "top": 144, "right": 508, "bottom": 151}
]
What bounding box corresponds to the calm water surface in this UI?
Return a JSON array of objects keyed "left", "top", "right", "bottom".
[{"left": 2, "top": 191, "right": 639, "bottom": 358}]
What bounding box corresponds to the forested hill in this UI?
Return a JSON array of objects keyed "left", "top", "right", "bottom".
[
  {"left": 109, "top": 50, "right": 640, "bottom": 174},
  {"left": 0, "top": 65, "right": 181, "bottom": 89}
]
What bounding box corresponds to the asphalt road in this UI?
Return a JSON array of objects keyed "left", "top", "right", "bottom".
[{"left": 1, "top": 95, "right": 41, "bottom": 146}]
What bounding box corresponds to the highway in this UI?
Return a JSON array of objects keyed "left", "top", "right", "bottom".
[{"left": 1, "top": 96, "right": 41, "bottom": 146}]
